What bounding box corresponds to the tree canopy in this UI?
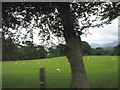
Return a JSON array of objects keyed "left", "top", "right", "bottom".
[
  {"left": 2, "top": 39, "right": 47, "bottom": 61},
  {"left": 2, "top": 2, "right": 120, "bottom": 45}
]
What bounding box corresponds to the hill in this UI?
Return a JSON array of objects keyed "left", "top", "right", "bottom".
[
  {"left": 102, "top": 41, "right": 118, "bottom": 49},
  {"left": 90, "top": 40, "right": 118, "bottom": 49}
]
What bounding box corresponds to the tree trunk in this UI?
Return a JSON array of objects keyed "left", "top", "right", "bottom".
[
  {"left": 66, "top": 35, "right": 89, "bottom": 88},
  {"left": 57, "top": 3, "right": 90, "bottom": 88}
]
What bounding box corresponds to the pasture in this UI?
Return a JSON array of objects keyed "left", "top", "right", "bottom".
[{"left": 2, "top": 56, "right": 118, "bottom": 88}]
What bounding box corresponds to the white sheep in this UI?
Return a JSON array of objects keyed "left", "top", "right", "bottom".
[
  {"left": 88, "top": 57, "right": 90, "bottom": 60},
  {"left": 15, "top": 62, "right": 17, "bottom": 65},
  {"left": 56, "top": 68, "right": 60, "bottom": 72},
  {"left": 23, "top": 63, "right": 25, "bottom": 65},
  {"left": 38, "top": 62, "right": 40, "bottom": 64},
  {"left": 112, "top": 58, "right": 115, "bottom": 61}
]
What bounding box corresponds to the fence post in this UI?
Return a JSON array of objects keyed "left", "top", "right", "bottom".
[{"left": 40, "top": 68, "right": 46, "bottom": 89}]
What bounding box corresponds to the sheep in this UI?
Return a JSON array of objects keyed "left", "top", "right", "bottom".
[
  {"left": 88, "top": 57, "right": 90, "bottom": 60},
  {"left": 56, "top": 68, "right": 60, "bottom": 72},
  {"left": 38, "top": 62, "right": 40, "bottom": 64},
  {"left": 112, "top": 58, "right": 115, "bottom": 61},
  {"left": 15, "top": 62, "right": 17, "bottom": 65},
  {"left": 23, "top": 63, "right": 25, "bottom": 65}
]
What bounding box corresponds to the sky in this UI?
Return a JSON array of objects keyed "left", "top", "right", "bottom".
[
  {"left": 32, "top": 17, "right": 118, "bottom": 46},
  {"left": 81, "top": 18, "right": 118, "bottom": 45},
  {"left": 1, "top": 17, "right": 118, "bottom": 46},
  {"left": 33, "top": 17, "right": 118, "bottom": 46}
]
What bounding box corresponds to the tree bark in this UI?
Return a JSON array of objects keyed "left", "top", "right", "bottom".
[
  {"left": 57, "top": 3, "right": 90, "bottom": 88},
  {"left": 66, "top": 36, "right": 90, "bottom": 88}
]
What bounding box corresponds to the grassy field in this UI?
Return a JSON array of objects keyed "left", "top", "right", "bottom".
[{"left": 2, "top": 56, "right": 118, "bottom": 88}]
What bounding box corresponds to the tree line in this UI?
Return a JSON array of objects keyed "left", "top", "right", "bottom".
[
  {"left": 2, "top": 37, "right": 47, "bottom": 61},
  {"left": 2, "top": 37, "right": 120, "bottom": 61},
  {"left": 48, "top": 42, "right": 120, "bottom": 57},
  {"left": 91, "top": 46, "right": 120, "bottom": 56}
]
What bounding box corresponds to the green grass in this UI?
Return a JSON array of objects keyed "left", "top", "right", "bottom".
[{"left": 2, "top": 56, "right": 118, "bottom": 88}]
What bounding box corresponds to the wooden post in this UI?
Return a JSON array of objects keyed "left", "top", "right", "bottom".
[{"left": 40, "top": 68, "right": 46, "bottom": 89}]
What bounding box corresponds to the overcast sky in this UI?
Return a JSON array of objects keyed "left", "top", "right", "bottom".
[
  {"left": 33, "top": 18, "right": 118, "bottom": 46},
  {"left": 81, "top": 18, "right": 118, "bottom": 45},
  {"left": 1, "top": 17, "right": 118, "bottom": 46}
]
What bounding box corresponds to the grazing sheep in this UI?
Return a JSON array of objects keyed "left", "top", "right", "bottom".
[
  {"left": 88, "top": 57, "right": 90, "bottom": 60},
  {"left": 15, "top": 62, "right": 17, "bottom": 65},
  {"left": 23, "top": 63, "right": 25, "bottom": 65},
  {"left": 112, "top": 58, "right": 115, "bottom": 61},
  {"left": 56, "top": 68, "right": 60, "bottom": 72},
  {"left": 38, "top": 62, "right": 40, "bottom": 64}
]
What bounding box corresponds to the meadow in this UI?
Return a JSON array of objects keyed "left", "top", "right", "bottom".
[{"left": 2, "top": 56, "right": 118, "bottom": 88}]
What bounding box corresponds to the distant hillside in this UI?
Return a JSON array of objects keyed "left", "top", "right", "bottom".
[
  {"left": 90, "top": 43, "right": 102, "bottom": 48},
  {"left": 102, "top": 41, "right": 118, "bottom": 49},
  {"left": 90, "top": 41, "right": 118, "bottom": 49}
]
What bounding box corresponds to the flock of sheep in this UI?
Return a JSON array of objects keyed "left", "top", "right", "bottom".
[
  {"left": 14, "top": 57, "right": 116, "bottom": 73},
  {"left": 14, "top": 61, "right": 63, "bottom": 72}
]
